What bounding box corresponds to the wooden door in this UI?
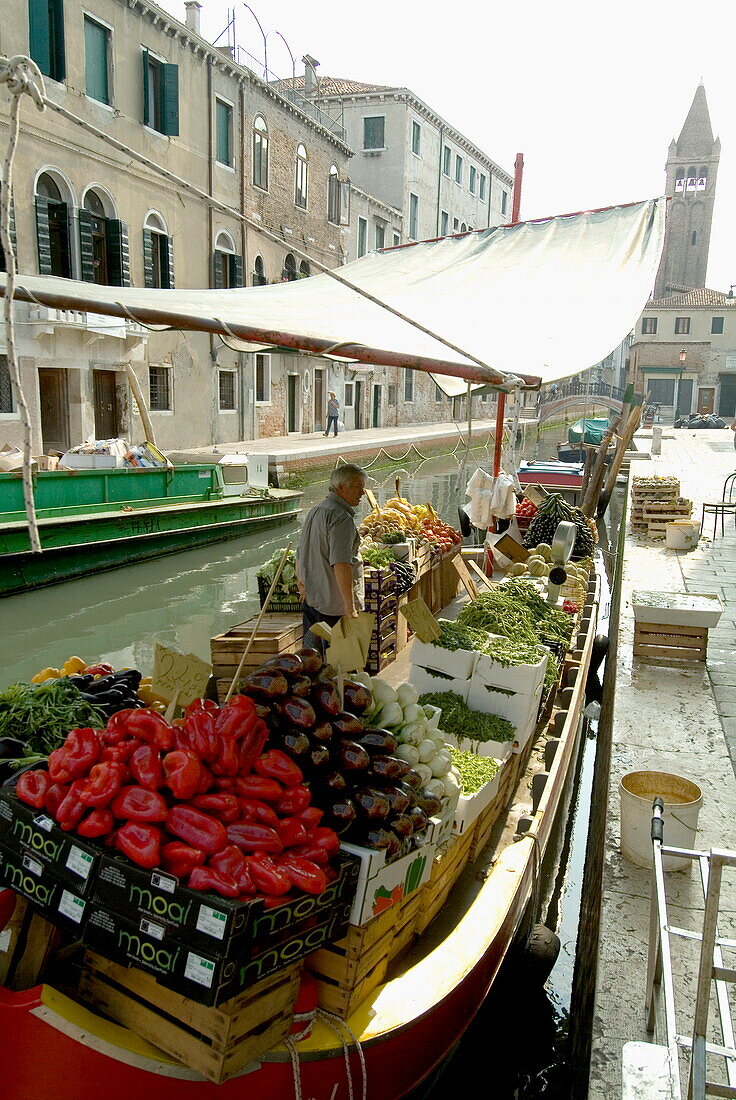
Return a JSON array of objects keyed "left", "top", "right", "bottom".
[
  {"left": 38, "top": 368, "right": 69, "bottom": 452},
  {"left": 372, "top": 384, "right": 382, "bottom": 427},
  {"left": 697, "top": 387, "right": 715, "bottom": 415},
  {"left": 93, "top": 370, "right": 119, "bottom": 439},
  {"left": 287, "top": 374, "right": 298, "bottom": 433},
  {"left": 314, "top": 369, "right": 325, "bottom": 432},
  {"left": 354, "top": 381, "right": 363, "bottom": 430}
]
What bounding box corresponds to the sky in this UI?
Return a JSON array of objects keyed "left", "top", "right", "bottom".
[{"left": 159, "top": 0, "right": 736, "bottom": 293}]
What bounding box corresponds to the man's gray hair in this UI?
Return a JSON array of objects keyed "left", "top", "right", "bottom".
[{"left": 329, "top": 463, "right": 366, "bottom": 491}]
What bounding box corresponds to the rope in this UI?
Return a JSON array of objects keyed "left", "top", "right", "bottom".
[
  {"left": 285, "top": 1007, "right": 367, "bottom": 1100},
  {"left": 0, "top": 55, "right": 46, "bottom": 553},
  {"left": 336, "top": 444, "right": 428, "bottom": 470}
]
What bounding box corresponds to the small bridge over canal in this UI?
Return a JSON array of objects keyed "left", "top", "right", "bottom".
[{"left": 537, "top": 378, "right": 625, "bottom": 426}]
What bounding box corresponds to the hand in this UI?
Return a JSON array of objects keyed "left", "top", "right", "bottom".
[{"left": 345, "top": 607, "right": 358, "bottom": 618}]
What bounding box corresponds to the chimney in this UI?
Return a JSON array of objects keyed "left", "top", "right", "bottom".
[
  {"left": 302, "top": 55, "right": 319, "bottom": 96},
  {"left": 184, "top": 1, "right": 202, "bottom": 34}
]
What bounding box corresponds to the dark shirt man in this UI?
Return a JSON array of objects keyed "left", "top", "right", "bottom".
[{"left": 325, "top": 392, "right": 340, "bottom": 436}]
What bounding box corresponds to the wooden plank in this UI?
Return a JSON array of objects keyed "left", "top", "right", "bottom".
[
  {"left": 466, "top": 559, "right": 494, "bottom": 590},
  {"left": 11, "top": 911, "right": 59, "bottom": 991}
]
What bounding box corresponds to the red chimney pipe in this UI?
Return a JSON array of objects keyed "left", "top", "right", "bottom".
[{"left": 511, "top": 153, "right": 524, "bottom": 224}]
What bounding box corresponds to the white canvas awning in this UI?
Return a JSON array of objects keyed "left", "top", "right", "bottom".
[{"left": 0, "top": 197, "right": 665, "bottom": 397}]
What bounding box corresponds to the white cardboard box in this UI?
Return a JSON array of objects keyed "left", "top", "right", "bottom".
[
  {"left": 340, "top": 839, "right": 436, "bottom": 925},
  {"left": 445, "top": 731, "right": 514, "bottom": 762},
  {"left": 409, "top": 666, "right": 470, "bottom": 701},
  {"left": 410, "top": 637, "right": 477, "bottom": 680},
  {"left": 452, "top": 762, "right": 505, "bottom": 835},
  {"left": 632, "top": 590, "right": 723, "bottom": 628},
  {"left": 466, "top": 678, "right": 541, "bottom": 733},
  {"left": 473, "top": 648, "right": 548, "bottom": 695}
]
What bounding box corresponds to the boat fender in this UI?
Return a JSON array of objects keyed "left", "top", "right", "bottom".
[
  {"left": 585, "top": 634, "right": 609, "bottom": 706},
  {"left": 521, "top": 924, "right": 561, "bottom": 984},
  {"left": 543, "top": 739, "right": 560, "bottom": 770}
]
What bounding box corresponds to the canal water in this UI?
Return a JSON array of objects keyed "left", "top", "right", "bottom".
[{"left": 0, "top": 439, "right": 609, "bottom": 1097}]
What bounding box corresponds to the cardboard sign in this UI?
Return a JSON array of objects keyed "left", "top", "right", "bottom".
[
  {"left": 493, "top": 533, "right": 529, "bottom": 564},
  {"left": 466, "top": 559, "right": 494, "bottom": 590},
  {"left": 399, "top": 598, "right": 441, "bottom": 642},
  {"left": 523, "top": 485, "right": 547, "bottom": 507},
  {"left": 326, "top": 612, "right": 373, "bottom": 672},
  {"left": 452, "top": 556, "right": 479, "bottom": 599},
  {"left": 364, "top": 488, "right": 379, "bottom": 512},
  {"left": 152, "top": 643, "right": 212, "bottom": 707}
]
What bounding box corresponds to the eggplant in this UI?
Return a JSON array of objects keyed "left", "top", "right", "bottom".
[
  {"left": 402, "top": 768, "right": 423, "bottom": 790},
  {"left": 244, "top": 671, "right": 290, "bottom": 698},
  {"left": 290, "top": 675, "right": 313, "bottom": 698},
  {"left": 390, "top": 813, "right": 414, "bottom": 839},
  {"left": 254, "top": 703, "right": 271, "bottom": 721},
  {"left": 0, "top": 737, "right": 29, "bottom": 759},
  {"left": 399, "top": 782, "right": 418, "bottom": 807},
  {"left": 409, "top": 806, "right": 429, "bottom": 833},
  {"left": 383, "top": 785, "right": 410, "bottom": 815},
  {"left": 414, "top": 788, "right": 443, "bottom": 817},
  {"left": 312, "top": 681, "right": 342, "bottom": 716},
  {"left": 296, "top": 647, "right": 323, "bottom": 676},
  {"left": 111, "top": 669, "right": 142, "bottom": 687},
  {"left": 271, "top": 654, "right": 305, "bottom": 678},
  {"left": 366, "top": 756, "right": 410, "bottom": 784},
  {"left": 271, "top": 729, "right": 310, "bottom": 758},
  {"left": 359, "top": 729, "right": 398, "bottom": 756},
  {"left": 331, "top": 740, "right": 370, "bottom": 772},
  {"left": 67, "top": 674, "right": 94, "bottom": 688},
  {"left": 322, "top": 797, "right": 357, "bottom": 835},
  {"left": 330, "top": 712, "right": 364, "bottom": 739},
  {"left": 315, "top": 769, "right": 348, "bottom": 796},
  {"left": 305, "top": 741, "right": 331, "bottom": 771},
  {"left": 310, "top": 720, "right": 334, "bottom": 744},
  {"left": 343, "top": 680, "right": 373, "bottom": 716},
  {"left": 275, "top": 696, "right": 317, "bottom": 729},
  {"left": 349, "top": 826, "right": 394, "bottom": 851},
  {"left": 353, "top": 786, "right": 391, "bottom": 821}
]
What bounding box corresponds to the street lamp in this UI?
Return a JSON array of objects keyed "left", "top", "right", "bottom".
[{"left": 728, "top": 285, "right": 735, "bottom": 300}]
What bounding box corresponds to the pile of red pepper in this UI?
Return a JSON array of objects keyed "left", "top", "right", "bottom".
[{"left": 15, "top": 696, "right": 340, "bottom": 901}]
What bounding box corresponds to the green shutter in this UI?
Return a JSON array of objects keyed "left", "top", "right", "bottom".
[
  {"left": 78, "top": 208, "right": 96, "bottom": 282},
  {"left": 162, "top": 64, "right": 179, "bottom": 136},
  {"left": 230, "top": 254, "right": 243, "bottom": 289},
  {"left": 35, "top": 196, "right": 53, "bottom": 275},
  {"left": 142, "top": 48, "right": 150, "bottom": 125},
  {"left": 213, "top": 251, "right": 224, "bottom": 289},
  {"left": 28, "top": 0, "right": 52, "bottom": 76},
  {"left": 142, "top": 227, "right": 154, "bottom": 288},
  {"left": 84, "top": 17, "right": 109, "bottom": 105},
  {"left": 107, "top": 219, "right": 130, "bottom": 286},
  {"left": 164, "top": 235, "right": 175, "bottom": 289},
  {"left": 216, "top": 101, "right": 230, "bottom": 164}
]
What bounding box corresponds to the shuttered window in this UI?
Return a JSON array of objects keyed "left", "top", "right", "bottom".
[
  {"left": 0, "top": 190, "right": 17, "bottom": 273},
  {"left": 0, "top": 356, "right": 13, "bottom": 414},
  {"left": 79, "top": 207, "right": 130, "bottom": 286},
  {"left": 84, "top": 16, "right": 110, "bottom": 104},
  {"left": 253, "top": 117, "right": 269, "bottom": 190},
  {"left": 143, "top": 228, "right": 174, "bottom": 288},
  {"left": 142, "top": 48, "right": 179, "bottom": 136},
  {"left": 213, "top": 250, "right": 243, "bottom": 289},
  {"left": 28, "top": 0, "right": 66, "bottom": 81},
  {"left": 216, "top": 99, "right": 232, "bottom": 166},
  {"left": 35, "top": 196, "right": 71, "bottom": 277}
]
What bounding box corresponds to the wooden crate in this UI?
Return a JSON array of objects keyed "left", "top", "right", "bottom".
[
  {"left": 307, "top": 890, "right": 421, "bottom": 1020},
  {"left": 633, "top": 621, "right": 708, "bottom": 664},
  {"left": 0, "top": 894, "right": 60, "bottom": 990},
  {"left": 211, "top": 614, "right": 303, "bottom": 699},
  {"left": 79, "top": 952, "right": 301, "bottom": 1084},
  {"left": 416, "top": 825, "right": 477, "bottom": 934}
]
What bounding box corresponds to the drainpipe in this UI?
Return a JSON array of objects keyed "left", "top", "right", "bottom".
[
  {"left": 436, "top": 122, "right": 444, "bottom": 236},
  {"left": 239, "top": 78, "right": 248, "bottom": 442},
  {"left": 207, "top": 55, "right": 217, "bottom": 445},
  {"left": 511, "top": 153, "right": 524, "bottom": 224}
]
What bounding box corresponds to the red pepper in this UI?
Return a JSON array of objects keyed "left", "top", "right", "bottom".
[
  {"left": 277, "top": 855, "right": 327, "bottom": 895},
  {"left": 16, "top": 769, "right": 51, "bottom": 809},
  {"left": 183, "top": 709, "right": 219, "bottom": 762},
  {"left": 188, "top": 866, "right": 240, "bottom": 898},
  {"left": 44, "top": 782, "right": 68, "bottom": 818},
  {"left": 48, "top": 728, "right": 101, "bottom": 783},
  {"left": 212, "top": 777, "right": 235, "bottom": 792},
  {"left": 214, "top": 697, "right": 257, "bottom": 740},
  {"left": 274, "top": 785, "right": 311, "bottom": 817},
  {"left": 103, "top": 709, "right": 141, "bottom": 745},
  {"left": 79, "top": 761, "right": 128, "bottom": 808},
  {"left": 56, "top": 779, "right": 89, "bottom": 831},
  {"left": 289, "top": 842, "right": 329, "bottom": 866},
  {"left": 163, "top": 749, "right": 203, "bottom": 800},
  {"left": 186, "top": 698, "right": 219, "bottom": 715},
  {"left": 77, "top": 808, "right": 114, "bottom": 838},
  {"left": 237, "top": 719, "right": 269, "bottom": 776},
  {"left": 124, "top": 711, "right": 175, "bottom": 752},
  {"left": 111, "top": 785, "right": 168, "bottom": 823},
  {"left": 196, "top": 765, "right": 214, "bottom": 795},
  {"left": 210, "top": 733, "right": 240, "bottom": 777},
  {"left": 235, "top": 798, "right": 279, "bottom": 828},
  {"left": 115, "top": 822, "right": 162, "bottom": 869},
  {"left": 310, "top": 826, "right": 341, "bottom": 858},
  {"left": 101, "top": 740, "right": 140, "bottom": 765},
  {"left": 129, "top": 744, "right": 164, "bottom": 791},
  {"left": 191, "top": 793, "right": 240, "bottom": 823},
  {"left": 226, "top": 821, "right": 283, "bottom": 855},
  {"left": 166, "top": 805, "right": 228, "bottom": 854},
  {"left": 232, "top": 775, "right": 282, "bottom": 802},
  {"left": 161, "top": 840, "right": 206, "bottom": 878},
  {"left": 208, "top": 844, "right": 254, "bottom": 894},
  {"left": 255, "top": 750, "right": 303, "bottom": 788},
  {"left": 84, "top": 663, "right": 115, "bottom": 676},
  {"left": 275, "top": 816, "right": 309, "bottom": 848},
  {"left": 296, "top": 806, "right": 323, "bottom": 829},
  {"left": 246, "top": 853, "right": 291, "bottom": 895}
]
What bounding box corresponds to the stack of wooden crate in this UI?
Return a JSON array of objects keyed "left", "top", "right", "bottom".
[
  {"left": 363, "top": 567, "right": 398, "bottom": 674},
  {"left": 210, "top": 613, "right": 303, "bottom": 702},
  {"left": 630, "top": 476, "right": 692, "bottom": 538}
]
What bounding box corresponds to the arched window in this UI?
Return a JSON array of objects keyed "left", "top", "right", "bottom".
[
  {"left": 674, "top": 168, "right": 685, "bottom": 194},
  {"left": 143, "top": 211, "right": 173, "bottom": 288},
  {"left": 80, "top": 187, "right": 128, "bottom": 286},
  {"left": 460, "top": 222, "right": 467, "bottom": 233},
  {"left": 253, "top": 116, "right": 269, "bottom": 190},
  {"left": 213, "top": 230, "right": 242, "bottom": 289},
  {"left": 328, "top": 164, "right": 349, "bottom": 225},
  {"left": 686, "top": 165, "right": 697, "bottom": 192},
  {"left": 295, "top": 143, "right": 308, "bottom": 209},
  {"left": 253, "top": 254, "right": 267, "bottom": 286},
  {"left": 35, "top": 171, "right": 71, "bottom": 277},
  {"left": 697, "top": 165, "right": 708, "bottom": 192},
  {"left": 282, "top": 253, "right": 297, "bottom": 282},
  {"left": 299, "top": 260, "right": 310, "bottom": 278}
]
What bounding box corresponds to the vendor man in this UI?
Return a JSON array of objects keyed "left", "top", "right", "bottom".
[{"left": 296, "top": 463, "right": 366, "bottom": 652}]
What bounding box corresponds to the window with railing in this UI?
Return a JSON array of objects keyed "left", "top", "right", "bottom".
[
  {"left": 219, "top": 370, "right": 236, "bottom": 411},
  {"left": 149, "top": 365, "right": 171, "bottom": 411}
]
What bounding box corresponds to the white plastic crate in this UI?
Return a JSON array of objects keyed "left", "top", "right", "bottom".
[
  {"left": 410, "top": 638, "right": 477, "bottom": 680},
  {"left": 473, "top": 647, "right": 548, "bottom": 696},
  {"left": 452, "top": 762, "right": 506, "bottom": 835},
  {"left": 409, "top": 666, "right": 470, "bottom": 701}
]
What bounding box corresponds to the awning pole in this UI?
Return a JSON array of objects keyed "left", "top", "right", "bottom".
[{"left": 493, "top": 392, "right": 506, "bottom": 477}]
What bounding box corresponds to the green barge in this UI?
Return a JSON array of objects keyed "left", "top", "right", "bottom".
[{"left": 0, "top": 459, "right": 301, "bottom": 597}]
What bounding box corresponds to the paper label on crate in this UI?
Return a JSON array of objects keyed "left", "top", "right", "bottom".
[
  {"left": 0, "top": 929, "right": 11, "bottom": 953},
  {"left": 66, "top": 846, "right": 93, "bottom": 880},
  {"left": 151, "top": 871, "right": 177, "bottom": 894},
  {"left": 140, "top": 918, "right": 165, "bottom": 940},
  {"left": 33, "top": 814, "right": 54, "bottom": 832},
  {"left": 152, "top": 643, "right": 212, "bottom": 707},
  {"left": 22, "top": 854, "right": 43, "bottom": 877},
  {"left": 185, "top": 951, "right": 215, "bottom": 987},
  {"left": 196, "top": 904, "right": 228, "bottom": 940},
  {"left": 58, "top": 891, "right": 85, "bottom": 924},
  {"left": 0, "top": 801, "right": 11, "bottom": 822}
]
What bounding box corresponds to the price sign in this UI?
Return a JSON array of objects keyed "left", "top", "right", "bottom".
[
  {"left": 524, "top": 485, "right": 547, "bottom": 507},
  {"left": 399, "top": 598, "right": 441, "bottom": 642},
  {"left": 152, "top": 644, "right": 212, "bottom": 707}
]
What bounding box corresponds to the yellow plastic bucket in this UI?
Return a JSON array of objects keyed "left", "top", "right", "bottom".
[
  {"left": 619, "top": 770, "right": 702, "bottom": 871},
  {"left": 665, "top": 522, "right": 699, "bottom": 550}
]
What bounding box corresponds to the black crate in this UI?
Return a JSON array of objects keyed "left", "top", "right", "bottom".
[
  {"left": 0, "top": 790, "right": 101, "bottom": 896},
  {"left": 257, "top": 575, "right": 302, "bottom": 614}
]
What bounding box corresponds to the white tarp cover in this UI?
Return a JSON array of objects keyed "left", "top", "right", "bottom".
[{"left": 3, "top": 198, "right": 665, "bottom": 397}]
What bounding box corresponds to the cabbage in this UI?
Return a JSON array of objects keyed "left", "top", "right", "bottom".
[
  {"left": 397, "top": 683, "right": 419, "bottom": 708},
  {"left": 423, "top": 705, "right": 442, "bottom": 730},
  {"left": 425, "top": 778, "right": 446, "bottom": 800},
  {"left": 395, "top": 743, "right": 420, "bottom": 766},
  {"left": 443, "top": 771, "right": 461, "bottom": 799},
  {"left": 397, "top": 722, "right": 426, "bottom": 746},
  {"left": 417, "top": 739, "right": 437, "bottom": 764},
  {"left": 373, "top": 701, "right": 403, "bottom": 730}
]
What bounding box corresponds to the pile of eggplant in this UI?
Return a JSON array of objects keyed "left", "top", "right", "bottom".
[{"left": 242, "top": 649, "right": 443, "bottom": 857}]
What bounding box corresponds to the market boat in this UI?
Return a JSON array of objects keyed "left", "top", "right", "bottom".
[
  {"left": 557, "top": 418, "right": 611, "bottom": 463},
  {"left": 516, "top": 459, "right": 585, "bottom": 500},
  {"left": 0, "top": 456, "right": 302, "bottom": 597},
  {"left": 0, "top": 566, "right": 598, "bottom": 1099}
]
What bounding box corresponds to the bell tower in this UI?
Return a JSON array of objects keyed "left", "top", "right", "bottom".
[{"left": 653, "top": 85, "right": 720, "bottom": 299}]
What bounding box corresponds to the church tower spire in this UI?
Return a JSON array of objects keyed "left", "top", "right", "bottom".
[{"left": 653, "top": 85, "right": 720, "bottom": 299}]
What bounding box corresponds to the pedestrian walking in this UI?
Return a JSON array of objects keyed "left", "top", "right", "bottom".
[
  {"left": 295, "top": 463, "right": 366, "bottom": 653},
  {"left": 731, "top": 415, "right": 736, "bottom": 451},
  {"left": 324, "top": 391, "right": 340, "bottom": 436}
]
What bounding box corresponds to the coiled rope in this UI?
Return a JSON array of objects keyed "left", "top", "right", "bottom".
[{"left": 284, "top": 1007, "right": 367, "bottom": 1100}]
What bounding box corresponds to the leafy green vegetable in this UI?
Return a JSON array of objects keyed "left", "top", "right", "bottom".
[
  {"left": 257, "top": 547, "right": 300, "bottom": 602},
  {"left": 417, "top": 691, "right": 515, "bottom": 743},
  {"left": 0, "top": 679, "right": 107, "bottom": 757},
  {"left": 458, "top": 578, "right": 573, "bottom": 651},
  {"left": 362, "top": 544, "right": 395, "bottom": 568}
]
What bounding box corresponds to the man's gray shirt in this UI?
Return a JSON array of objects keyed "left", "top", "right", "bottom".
[{"left": 296, "top": 490, "right": 364, "bottom": 615}]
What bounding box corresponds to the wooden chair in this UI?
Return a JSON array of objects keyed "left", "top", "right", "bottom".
[{"left": 700, "top": 473, "right": 736, "bottom": 538}]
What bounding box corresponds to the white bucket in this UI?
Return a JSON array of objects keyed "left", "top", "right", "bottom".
[
  {"left": 619, "top": 770, "right": 702, "bottom": 871},
  {"left": 665, "top": 521, "right": 699, "bottom": 550}
]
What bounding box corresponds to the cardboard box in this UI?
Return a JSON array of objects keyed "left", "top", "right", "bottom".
[
  {"left": 466, "top": 679, "right": 540, "bottom": 738},
  {"left": 472, "top": 648, "right": 548, "bottom": 695},
  {"left": 408, "top": 665, "right": 470, "bottom": 701},
  {"left": 411, "top": 637, "right": 477, "bottom": 679},
  {"left": 452, "top": 763, "right": 505, "bottom": 835},
  {"left": 445, "top": 730, "right": 514, "bottom": 762},
  {"left": 0, "top": 792, "right": 100, "bottom": 895},
  {"left": 0, "top": 445, "right": 37, "bottom": 473},
  {"left": 33, "top": 455, "right": 59, "bottom": 471},
  {"left": 58, "top": 452, "right": 122, "bottom": 469},
  {"left": 340, "top": 839, "right": 435, "bottom": 925},
  {"left": 0, "top": 841, "right": 88, "bottom": 930}
]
